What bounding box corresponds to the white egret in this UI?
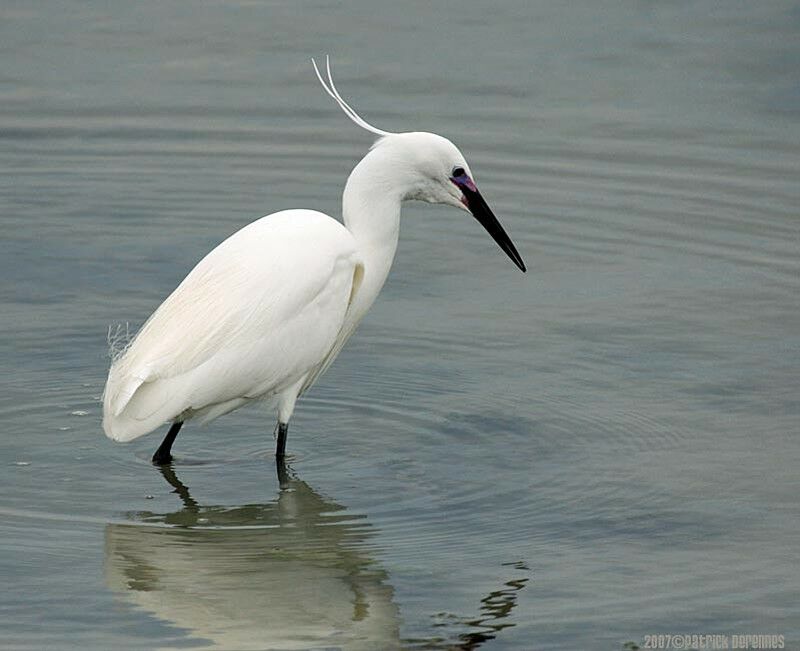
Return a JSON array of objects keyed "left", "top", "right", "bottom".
[{"left": 102, "top": 57, "right": 525, "bottom": 465}]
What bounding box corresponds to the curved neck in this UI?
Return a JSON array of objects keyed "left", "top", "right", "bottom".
[
  {"left": 343, "top": 150, "right": 402, "bottom": 248},
  {"left": 341, "top": 149, "right": 403, "bottom": 315}
]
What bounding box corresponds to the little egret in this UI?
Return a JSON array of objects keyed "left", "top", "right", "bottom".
[{"left": 102, "top": 57, "right": 525, "bottom": 465}]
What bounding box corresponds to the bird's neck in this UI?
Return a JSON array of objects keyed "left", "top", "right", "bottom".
[{"left": 341, "top": 152, "right": 402, "bottom": 309}]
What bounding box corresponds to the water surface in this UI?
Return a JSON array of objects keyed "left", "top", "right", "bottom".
[{"left": 1, "top": 2, "right": 799, "bottom": 649}]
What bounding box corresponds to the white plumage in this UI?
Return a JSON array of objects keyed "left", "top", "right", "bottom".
[
  {"left": 104, "top": 211, "right": 361, "bottom": 442},
  {"left": 102, "top": 58, "right": 525, "bottom": 463}
]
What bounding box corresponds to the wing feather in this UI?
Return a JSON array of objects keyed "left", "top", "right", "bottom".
[
  {"left": 103, "top": 210, "right": 361, "bottom": 441},
  {"left": 299, "top": 262, "right": 364, "bottom": 395}
]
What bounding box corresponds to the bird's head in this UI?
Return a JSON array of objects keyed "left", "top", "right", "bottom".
[
  {"left": 312, "top": 57, "right": 526, "bottom": 273},
  {"left": 370, "top": 131, "right": 470, "bottom": 208}
]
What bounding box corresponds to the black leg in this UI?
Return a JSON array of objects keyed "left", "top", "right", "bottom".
[
  {"left": 152, "top": 420, "right": 183, "bottom": 466},
  {"left": 275, "top": 456, "right": 290, "bottom": 487},
  {"left": 275, "top": 421, "right": 288, "bottom": 460}
]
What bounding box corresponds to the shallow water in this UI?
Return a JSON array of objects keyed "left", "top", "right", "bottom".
[{"left": 2, "top": 2, "right": 799, "bottom": 649}]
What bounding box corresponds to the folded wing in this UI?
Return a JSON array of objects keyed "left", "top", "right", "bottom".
[{"left": 103, "top": 210, "right": 361, "bottom": 442}]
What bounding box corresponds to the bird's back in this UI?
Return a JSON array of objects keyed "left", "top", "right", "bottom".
[{"left": 103, "top": 210, "right": 362, "bottom": 442}]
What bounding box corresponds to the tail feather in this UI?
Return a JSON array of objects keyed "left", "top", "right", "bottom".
[
  {"left": 103, "top": 365, "right": 177, "bottom": 443},
  {"left": 102, "top": 381, "right": 179, "bottom": 443},
  {"left": 107, "top": 374, "right": 146, "bottom": 418}
]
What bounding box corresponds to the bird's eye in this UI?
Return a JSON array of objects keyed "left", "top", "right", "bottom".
[{"left": 451, "top": 166, "right": 466, "bottom": 178}]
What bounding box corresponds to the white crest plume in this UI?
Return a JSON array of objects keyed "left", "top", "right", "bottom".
[{"left": 312, "top": 55, "right": 396, "bottom": 137}]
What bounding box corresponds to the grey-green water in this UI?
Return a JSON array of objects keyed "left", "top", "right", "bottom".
[{"left": 2, "top": 2, "right": 799, "bottom": 649}]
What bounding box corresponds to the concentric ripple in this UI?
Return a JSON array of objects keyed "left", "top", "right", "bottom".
[{"left": 3, "top": 3, "right": 800, "bottom": 648}]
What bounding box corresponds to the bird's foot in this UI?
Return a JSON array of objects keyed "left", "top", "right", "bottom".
[{"left": 151, "top": 450, "right": 173, "bottom": 466}]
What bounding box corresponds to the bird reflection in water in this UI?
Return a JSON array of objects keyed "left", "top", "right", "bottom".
[{"left": 105, "top": 463, "right": 528, "bottom": 650}]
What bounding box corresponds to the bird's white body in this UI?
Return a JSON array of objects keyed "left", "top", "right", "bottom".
[
  {"left": 103, "top": 210, "right": 370, "bottom": 442},
  {"left": 102, "top": 60, "right": 524, "bottom": 458},
  {"left": 104, "top": 135, "right": 413, "bottom": 444}
]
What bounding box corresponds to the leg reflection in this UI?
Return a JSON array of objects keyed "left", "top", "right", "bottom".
[
  {"left": 158, "top": 463, "right": 199, "bottom": 513},
  {"left": 276, "top": 456, "right": 291, "bottom": 488}
]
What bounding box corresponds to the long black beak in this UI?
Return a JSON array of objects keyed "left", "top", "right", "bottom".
[{"left": 457, "top": 179, "right": 526, "bottom": 272}]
